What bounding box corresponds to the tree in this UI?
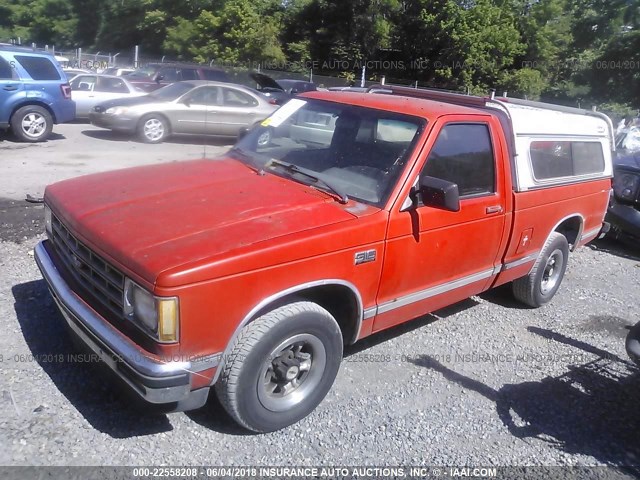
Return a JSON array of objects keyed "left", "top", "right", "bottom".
[
  {"left": 395, "top": 0, "right": 523, "bottom": 91},
  {"left": 164, "top": 0, "right": 286, "bottom": 66},
  {"left": 591, "top": 30, "right": 640, "bottom": 107},
  {"left": 0, "top": 0, "right": 77, "bottom": 47}
]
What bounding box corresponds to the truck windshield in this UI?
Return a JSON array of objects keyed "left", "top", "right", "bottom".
[{"left": 232, "top": 98, "right": 426, "bottom": 207}]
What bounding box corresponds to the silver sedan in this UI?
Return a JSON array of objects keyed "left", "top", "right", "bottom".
[
  {"left": 70, "top": 74, "right": 145, "bottom": 118},
  {"left": 88, "top": 80, "right": 278, "bottom": 143}
]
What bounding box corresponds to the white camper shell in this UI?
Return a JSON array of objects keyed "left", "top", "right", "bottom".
[
  {"left": 491, "top": 99, "right": 614, "bottom": 192},
  {"left": 373, "top": 85, "right": 615, "bottom": 193}
]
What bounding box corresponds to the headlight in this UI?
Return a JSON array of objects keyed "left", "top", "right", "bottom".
[
  {"left": 44, "top": 204, "right": 52, "bottom": 236},
  {"left": 613, "top": 172, "right": 640, "bottom": 202},
  {"left": 105, "top": 106, "right": 129, "bottom": 115},
  {"left": 123, "top": 278, "right": 179, "bottom": 343}
]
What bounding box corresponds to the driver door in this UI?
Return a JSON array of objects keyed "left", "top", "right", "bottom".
[
  {"left": 173, "top": 85, "right": 221, "bottom": 134},
  {"left": 0, "top": 56, "right": 24, "bottom": 124},
  {"left": 373, "top": 117, "right": 509, "bottom": 332}
]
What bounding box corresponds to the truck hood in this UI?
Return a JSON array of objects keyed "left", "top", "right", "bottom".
[{"left": 45, "top": 158, "right": 358, "bottom": 285}]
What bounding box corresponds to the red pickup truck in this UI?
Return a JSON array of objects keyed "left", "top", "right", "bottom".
[{"left": 35, "top": 86, "right": 614, "bottom": 432}]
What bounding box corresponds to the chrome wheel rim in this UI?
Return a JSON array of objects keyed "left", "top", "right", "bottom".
[
  {"left": 21, "top": 113, "right": 47, "bottom": 138},
  {"left": 258, "top": 334, "right": 326, "bottom": 412},
  {"left": 143, "top": 118, "right": 165, "bottom": 141},
  {"left": 541, "top": 249, "right": 564, "bottom": 294}
]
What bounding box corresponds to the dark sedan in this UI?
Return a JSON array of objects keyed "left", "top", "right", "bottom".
[{"left": 251, "top": 72, "right": 317, "bottom": 105}]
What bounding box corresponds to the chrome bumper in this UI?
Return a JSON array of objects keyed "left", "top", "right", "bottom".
[{"left": 34, "top": 240, "right": 212, "bottom": 409}]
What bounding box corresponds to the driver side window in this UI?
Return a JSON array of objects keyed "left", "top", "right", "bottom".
[
  {"left": 185, "top": 86, "right": 220, "bottom": 106},
  {"left": 71, "top": 75, "right": 96, "bottom": 91},
  {"left": 0, "top": 57, "right": 16, "bottom": 80},
  {"left": 157, "top": 68, "right": 178, "bottom": 82},
  {"left": 421, "top": 123, "right": 495, "bottom": 198}
]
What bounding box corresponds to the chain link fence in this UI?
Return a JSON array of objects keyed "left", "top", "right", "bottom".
[{"left": 8, "top": 42, "right": 441, "bottom": 91}]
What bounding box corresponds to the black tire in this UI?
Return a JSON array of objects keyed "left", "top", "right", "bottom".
[
  {"left": 215, "top": 301, "right": 343, "bottom": 433},
  {"left": 512, "top": 232, "right": 569, "bottom": 308},
  {"left": 626, "top": 322, "right": 640, "bottom": 365},
  {"left": 11, "top": 105, "right": 53, "bottom": 142},
  {"left": 138, "top": 114, "right": 168, "bottom": 143}
]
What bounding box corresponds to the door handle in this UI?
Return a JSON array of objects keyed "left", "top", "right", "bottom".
[
  {"left": 3, "top": 85, "right": 18, "bottom": 91},
  {"left": 486, "top": 205, "right": 503, "bottom": 214}
]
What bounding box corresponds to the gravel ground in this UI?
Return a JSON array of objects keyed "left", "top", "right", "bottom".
[{"left": 0, "top": 203, "right": 639, "bottom": 475}]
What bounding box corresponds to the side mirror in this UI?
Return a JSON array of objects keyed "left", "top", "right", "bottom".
[
  {"left": 155, "top": 74, "right": 164, "bottom": 83},
  {"left": 290, "top": 88, "right": 299, "bottom": 95},
  {"left": 419, "top": 176, "right": 460, "bottom": 212},
  {"left": 182, "top": 97, "right": 191, "bottom": 107}
]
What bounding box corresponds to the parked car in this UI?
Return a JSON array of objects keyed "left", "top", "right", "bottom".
[
  {"left": 0, "top": 45, "right": 75, "bottom": 142},
  {"left": 125, "top": 63, "right": 230, "bottom": 92},
  {"left": 101, "top": 67, "right": 135, "bottom": 77},
  {"left": 63, "top": 68, "right": 91, "bottom": 80},
  {"left": 36, "top": 86, "right": 614, "bottom": 432},
  {"left": 605, "top": 125, "right": 640, "bottom": 240},
  {"left": 89, "top": 80, "right": 277, "bottom": 143},
  {"left": 251, "top": 72, "right": 317, "bottom": 105},
  {"left": 69, "top": 74, "right": 145, "bottom": 118}
]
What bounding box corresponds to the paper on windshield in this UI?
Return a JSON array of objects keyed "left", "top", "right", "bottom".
[{"left": 261, "top": 99, "right": 307, "bottom": 128}]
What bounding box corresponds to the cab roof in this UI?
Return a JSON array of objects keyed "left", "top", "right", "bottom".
[{"left": 301, "top": 90, "right": 488, "bottom": 122}]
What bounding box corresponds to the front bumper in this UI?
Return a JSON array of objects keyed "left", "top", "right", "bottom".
[
  {"left": 606, "top": 202, "right": 640, "bottom": 239},
  {"left": 34, "top": 240, "right": 214, "bottom": 410},
  {"left": 88, "top": 112, "right": 137, "bottom": 132}
]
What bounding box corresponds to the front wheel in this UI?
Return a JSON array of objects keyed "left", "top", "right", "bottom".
[
  {"left": 11, "top": 105, "right": 53, "bottom": 142},
  {"left": 512, "top": 232, "right": 569, "bottom": 308},
  {"left": 138, "top": 115, "right": 168, "bottom": 143},
  {"left": 215, "top": 301, "right": 343, "bottom": 432}
]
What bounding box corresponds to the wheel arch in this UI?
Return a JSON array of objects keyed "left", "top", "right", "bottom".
[
  {"left": 549, "top": 214, "right": 584, "bottom": 252},
  {"left": 10, "top": 101, "right": 57, "bottom": 124},
  {"left": 211, "top": 279, "right": 363, "bottom": 384}
]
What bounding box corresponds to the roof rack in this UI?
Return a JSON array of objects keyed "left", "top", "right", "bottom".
[
  {"left": 0, "top": 43, "right": 39, "bottom": 52},
  {"left": 367, "top": 84, "right": 491, "bottom": 110}
]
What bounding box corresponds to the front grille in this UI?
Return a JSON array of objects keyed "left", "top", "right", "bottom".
[{"left": 50, "top": 214, "right": 125, "bottom": 320}]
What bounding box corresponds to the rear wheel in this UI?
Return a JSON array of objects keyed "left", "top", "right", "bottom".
[
  {"left": 626, "top": 321, "right": 640, "bottom": 365},
  {"left": 215, "top": 301, "right": 343, "bottom": 432},
  {"left": 138, "top": 115, "right": 168, "bottom": 143},
  {"left": 512, "top": 232, "right": 569, "bottom": 307},
  {"left": 11, "top": 105, "right": 53, "bottom": 142}
]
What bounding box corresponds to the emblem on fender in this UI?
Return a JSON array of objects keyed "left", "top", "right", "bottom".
[{"left": 354, "top": 249, "right": 377, "bottom": 265}]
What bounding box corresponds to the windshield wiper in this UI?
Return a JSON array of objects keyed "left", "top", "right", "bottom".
[
  {"left": 228, "top": 147, "right": 266, "bottom": 175},
  {"left": 266, "top": 159, "right": 349, "bottom": 204}
]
